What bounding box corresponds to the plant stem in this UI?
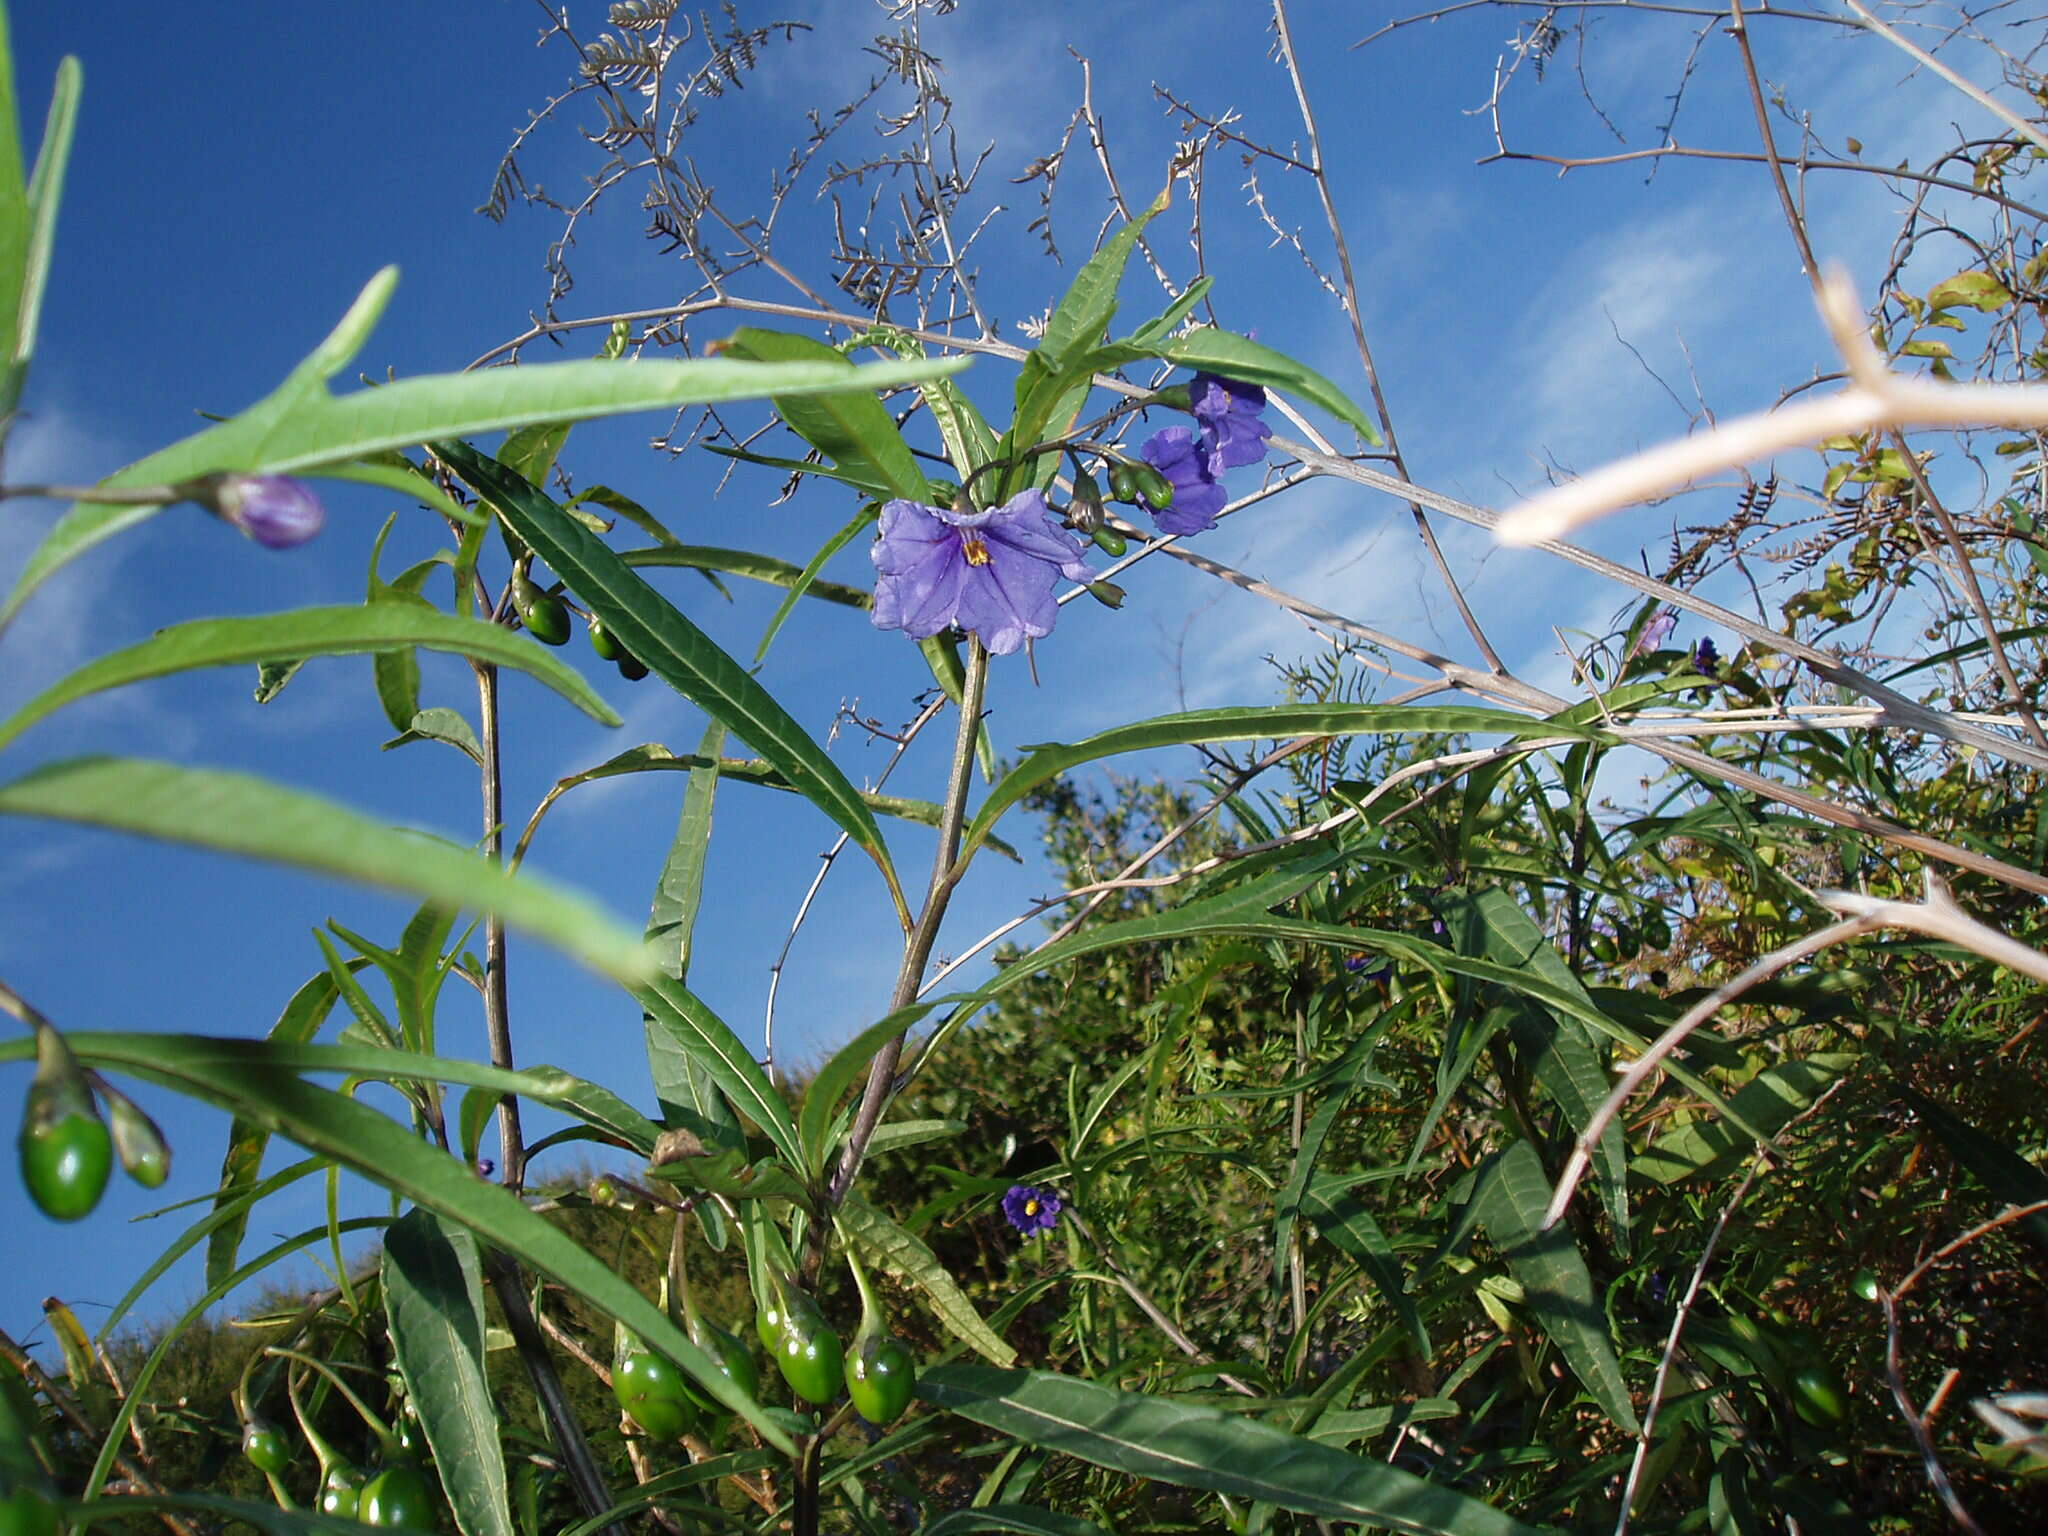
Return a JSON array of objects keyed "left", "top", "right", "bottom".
[
  {"left": 825, "top": 639, "right": 989, "bottom": 1210},
  {"left": 475, "top": 660, "right": 527, "bottom": 1190}
]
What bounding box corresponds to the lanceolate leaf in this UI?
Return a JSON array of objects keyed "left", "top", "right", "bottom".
[
  {"left": 383, "top": 1211, "right": 515, "bottom": 1536},
  {"left": 0, "top": 603, "right": 620, "bottom": 750},
  {"left": 636, "top": 974, "right": 803, "bottom": 1172},
  {"left": 439, "top": 441, "right": 902, "bottom": 913},
  {"left": 1304, "top": 1174, "right": 1428, "bottom": 1356},
  {"left": 0, "top": 265, "right": 962, "bottom": 629},
  {"left": 1475, "top": 1141, "right": 1639, "bottom": 1433},
  {"left": 7, "top": 52, "right": 80, "bottom": 420},
  {"left": 715, "top": 327, "right": 928, "bottom": 500},
  {"left": 0, "top": 757, "right": 654, "bottom": 984},
  {"left": 47, "top": 1033, "right": 791, "bottom": 1454},
  {"left": 960, "top": 705, "right": 1598, "bottom": 864},
  {"left": 917, "top": 1366, "right": 1545, "bottom": 1535},
  {"left": 1159, "top": 327, "right": 1381, "bottom": 447},
  {"left": 839, "top": 1195, "right": 1016, "bottom": 1366}
]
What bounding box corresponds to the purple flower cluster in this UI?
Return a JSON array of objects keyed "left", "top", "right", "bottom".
[
  {"left": 1135, "top": 371, "right": 1274, "bottom": 536},
  {"left": 1001, "top": 1183, "right": 1063, "bottom": 1237},
  {"left": 870, "top": 489, "right": 1093, "bottom": 655}
]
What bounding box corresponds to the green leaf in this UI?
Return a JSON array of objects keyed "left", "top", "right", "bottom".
[
  {"left": 920, "top": 1507, "right": 1110, "bottom": 1536},
  {"left": 621, "top": 544, "right": 872, "bottom": 611},
  {"left": 636, "top": 975, "right": 802, "bottom": 1172},
  {"left": 839, "top": 1194, "right": 1016, "bottom": 1366},
  {"left": 1901, "top": 1087, "right": 2048, "bottom": 1254},
  {"left": 1635, "top": 1054, "right": 1855, "bottom": 1185},
  {"left": 961, "top": 705, "right": 1598, "bottom": 864},
  {"left": 1443, "top": 888, "right": 1627, "bottom": 1251},
  {"left": 0, "top": 757, "right": 654, "bottom": 984},
  {"left": 0, "top": 0, "right": 28, "bottom": 419},
  {"left": 1159, "top": 327, "right": 1381, "bottom": 447},
  {"left": 715, "top": 327, "right": 928, "bottom": 500},
  {"left": 1474, "top": 1141, "right": 1639, "bottom": 1433},
  {"left": 0, "top": 604, "right": 619, "bottom": 750},
  {"left": 384, "top": 706, "right": 485, "bottom": 765},
  {"left": 1034, "top": 187, "right": 1169, "bottom": 375},
  {"left": 1303, "top": 1175, "right": 1428, "bottom": 1356},
  {"left": 440, "top": 441, "right": 902, "bottom": 913},
  {"left": 383, "top": 1211, "right": 514, "bottom": 1536},
  {"left": 754, "top": 504, "right": 877, "bottom": 663},
  {"left": 0, "top": 267, "right": 961, "bottom": 629},
  {"left": 49, "top": 1032, "right": 791, "bottom": 1453},
  {"left": 4, "top": 52, "right": 80, "bottom": 420},
  {"left": 917, "top": 1366, "right": 1546, "bottom": 1534},
  {"left": 801, "top": 1011, "right": 924, "bottom": 1174},
  {"left": 1925, "top": 270, "right": 2011, "bottom": 312},
  {"left": 206, "top": 968, "right": 350, "bottom": 1289}
]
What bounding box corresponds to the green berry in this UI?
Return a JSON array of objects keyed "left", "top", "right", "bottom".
[
  {"left": 846, "top": 1333, "right": 915, "bottom": 1426},
  {"left": 360, "top": 1465, "right": 437, "bottom": 1530},
  {"left": 613, "top": 1353, "right": 696, "bottom": 1440},
  {"left": 319, "top": 1466, "right": 367, "bottom": 1520},
  {"left": 1788, "top": 1364, "right": 1850, "bottom": 1427},
  {"left": 240, "top": 1423, "right": 291, "bottom": 1476},
  {"left": 773, "top": 1298, "right": 844, "bottom": 1406},
  {"left": 19, "top": 1110, "right": 112, "bottom": 1223}
]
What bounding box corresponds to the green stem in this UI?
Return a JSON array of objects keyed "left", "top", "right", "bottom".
[{"left": 265, "top": 1348, "right": 394, "bottom": 1456}]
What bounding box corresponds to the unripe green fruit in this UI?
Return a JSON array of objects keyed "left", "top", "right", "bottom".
[
  {"left": 241, "top": 1423, "right": 291, "bottom": 1476},
  {"left": 587, "top": 617, "right": 625, "bottom": 661},
  {"left": 846, "top": 1333, "right": 915, "bottom": 1426},
  {"left": 20, "top": 1109, "right": 112, "bottom": 1222},
  {"left": 1788, "top": 1364, "right": 1849, "bottom": 1427},
  {"left": 360, "top": 1465, "right": 436, "bottom": 1530},
  {"left": 613, "top": 1352, "right": 696, "bottom": 1440},
  {"left": 512, "top": 572, "right": 570, "bottom": 646},
  {"left": 0, "top": 1488, "right": 59, "bottom": 1536},
  {"left": 320, "top": 1466, "right": 368, "bottom": 1519},
  {"left": 615, "top": 653, "right": 649, "bottom": 682},
  {"left": 775, "top": 1316, "right": 844, "bottom": 1406},
  {"left": 680, "top": 1321, "right": 758, "bottom": 1415},
  {"left": 1850, "top": 1269, "right": 1881, "bottom": 1303}
]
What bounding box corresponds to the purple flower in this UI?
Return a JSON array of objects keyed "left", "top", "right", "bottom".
[
  {"left": 1343, "top": 952, "right": 1391, "bottom": 981},
  {"left": 1189, "top": 372, "right": 1272, "bottom": 476},
  {"left": 870, "top": 489, "right": 1092, "bottom": 656},
  {"left": 216, "top": 474, "right": 325, "bottom": 548},
  {"left": 1001, "top": 1183, "right": 1062, "bottom": 1237},
  {"left": 1631, "top": 610, "right": 1677, "bottom": 657},
  {"left": 1138, "top": 427, "right": 1228, "bottom": 535},
  {"left": 1690, "top": 637, "right": 1720, "bottom": 675}
]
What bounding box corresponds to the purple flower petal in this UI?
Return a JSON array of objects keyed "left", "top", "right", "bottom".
[
  {"left": 1632, "top": 611, "right": 1677, "bottom": 656},
  {"left": 1139, "top": 427, "right": 1229, "bottom": 535},
  {"left": 871, "top": 490, "right": 1091, "bottom": 654},
  {"left": 1190, "top": 372, "right": 1272, "bottom": 476},
  {"left": 1002, "top": 1183, "right": 1063, "bottom": 1236},
  {"left": 217, "top": 475, "right": 325, "bottom": 549}
]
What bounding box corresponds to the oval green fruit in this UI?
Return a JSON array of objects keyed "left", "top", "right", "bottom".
[
  {"left": 1850, "top": 1268, "right": 1881, "bottom": 1303},
  {"left": 1789, "top": 1364, "right": 1849, "bottom": 1427},
  {"left": 846, "top": 1334, "right": 915, "bottom": 1426},
  {"left": 0, "top": 1489, "right": 59, "bottom": 1536},
  {"left": 587, "top": 617, "right": 625, "bottom": 661},
  {"left": 774, "top": 1310, "right": 844, "bottom": 1406},
  {"left": 19, "top": 1109, "right": 112, "bottom": 1222},
  {"left": 522, "top": 591, "right": 571, "bottom": 646},
  {"left": 615, "top": 652, "right": 649, "bottom": 682},
  {"left": 320, "top": 1466, "right": 368, "bottom": 1520},
  {"left": 613, "top": 1352, "right": 696, "bottom": 1440},
  {"left": 681, "top": 1321, "right": 758, "bottom": 1415},
  {"left": 360, "top": 1465, "right": 437, "bottom": 1531},
  {"left": 241, "top": 1423, "right": 291, "bottom": 1476}
]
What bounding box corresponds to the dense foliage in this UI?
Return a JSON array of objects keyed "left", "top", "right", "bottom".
[{"left": 5, "top": 3, "right": 2048, "bottom": 1534}]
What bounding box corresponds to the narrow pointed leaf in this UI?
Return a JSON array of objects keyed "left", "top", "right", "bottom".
[
  {"left": 0, "top": 604, "right": 619, "bottom": 749},
  {"left": 716, "top": 327, "right": 928, "bottom": 499},
  {"left": 917, "top": 1366, "right": 1545, "bottom": 1534},
  {"left": 440, "top": 441, "right": 898, "bottom": 901},
  {"left": 1475, "top": 1141, "right": 1639, "bottom": 1433},
  {"left": 384, "top": 1210, "right": 515, "bottom": 1536},
  {"left": 0, "top": 757, "right": 654, "bottom": 984},
  {"left": 636, "top": 974, "right": 802, "bottom": 1171},
  {"left": 839, "top": 1194, "right": 1015, "bottom": 1365}
]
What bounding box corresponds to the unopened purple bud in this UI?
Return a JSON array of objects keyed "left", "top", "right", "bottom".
[{"left": 216, "top": 475, "right": 325, "bottom": 549}]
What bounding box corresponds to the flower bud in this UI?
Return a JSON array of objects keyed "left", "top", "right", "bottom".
[
  {"left": 1086, "top": 581, "right": 1125, "bottom": 610},
  {"left": 1066, "top": 472, "right": 1105, "bottom": 534},
  {"left": 1132, "top": 463, "right": 1175, "bottom": 509},
  {"left": 214, "top": 475, "right": 326, "bottom": 549},
  {"left": 1091, "top": 526, "right": 1127, "bottom": 557},
  {"left": 104, "top": 1086, "right": 171, "bottom": 1189}
]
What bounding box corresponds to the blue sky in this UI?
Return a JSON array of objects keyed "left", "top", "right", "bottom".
[{"left": 0, "top": 1, "right": 2018, "bottom": 1352}]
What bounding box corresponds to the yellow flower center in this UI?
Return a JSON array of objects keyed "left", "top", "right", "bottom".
[
  {"left": 1024, "top": 1199, "right": 1040, "bottom": 1215},
  {"left": 960, "top": 532, "right": 992, "bottom": 566}
]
